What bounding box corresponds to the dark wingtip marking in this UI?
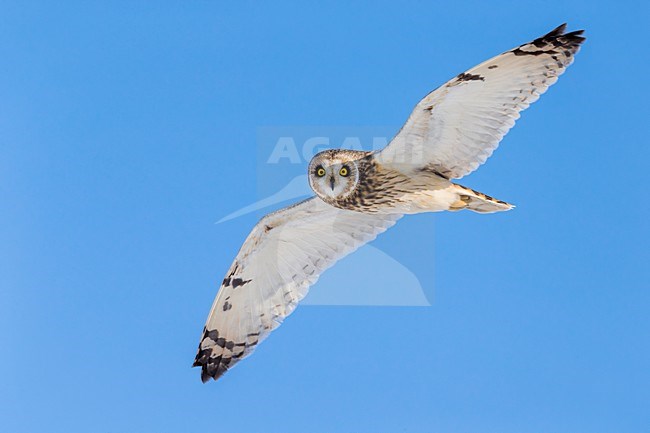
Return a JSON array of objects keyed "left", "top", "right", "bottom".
[
  {"left": 194, "top": 345, "right": 231, "bottom": 383},
  {"left": 564, "top": 29, "right": 586, "bottom": 44},
  {"left": 198, "top": 359, "right": 229, "bottom": 383},
  {"left": 512, "top": 24, "right": 586, "bottom": 57},
  {"left": 194, "top": 327, "right": 251, "bottom": 383},
  {"left": 545, "top": 23, "right": 567, "bottom": 38}
]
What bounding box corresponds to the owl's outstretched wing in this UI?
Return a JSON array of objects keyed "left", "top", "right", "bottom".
[
  {"left": 194, "top": 197, "right": 401, "bottom": 382},
  {"left": 377, "top": 24, "right": 585, "bottom": 179}
]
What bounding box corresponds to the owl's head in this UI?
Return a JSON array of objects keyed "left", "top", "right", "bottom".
[{"left": 308, "top": 149, "right": 366, "bottom": 201}]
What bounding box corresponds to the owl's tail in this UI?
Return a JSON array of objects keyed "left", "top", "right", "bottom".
[{"left": 448, "top": 183, "right": 514, "bottom": 214}]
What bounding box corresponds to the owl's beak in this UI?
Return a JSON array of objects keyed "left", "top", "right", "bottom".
[{"left": 329, "top": 176, "right": 335, "bottom": 191}]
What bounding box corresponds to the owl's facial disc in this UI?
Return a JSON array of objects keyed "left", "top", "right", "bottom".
[{"left": 308, "top": 151, "right": 360, "bottom": 201}]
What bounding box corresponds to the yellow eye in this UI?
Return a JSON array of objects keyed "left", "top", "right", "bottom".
[
  {"left": 316, "top": 167, "right": 326, "bottom": 177},
  {"left": 339, "top": 166, "right": 349, "bottom": 177}
]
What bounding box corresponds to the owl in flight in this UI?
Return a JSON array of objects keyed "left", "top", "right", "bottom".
[{"left": 194, "top": 24, "right": 585, "bottom": 382}]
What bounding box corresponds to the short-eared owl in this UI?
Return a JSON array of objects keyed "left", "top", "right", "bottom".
[{"left": 195, "top": 24, "right": 585, "bottom": 382}]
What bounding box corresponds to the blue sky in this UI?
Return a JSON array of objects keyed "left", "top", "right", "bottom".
[{"left": 1, "top": 1, "right": 649, "bottom": 432}]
